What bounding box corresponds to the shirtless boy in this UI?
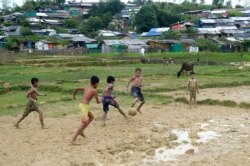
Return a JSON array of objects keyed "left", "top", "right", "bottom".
[
  {"left": 187, "top": 72, "right": 199, "bottom": 108},
  {"left": 14, "top": 78, "right": 46, "bottom": 129},
  {"left": 102, "top": 76, "right": 127, "bottom": 126},
  {"left": 127, "top": 68, "right": 145, "bottom": 113},
  {"left": 71, "top": 76, "right": 101, "bottom": 144}
]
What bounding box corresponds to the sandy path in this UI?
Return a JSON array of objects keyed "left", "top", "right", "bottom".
[
  {"left": 160, "top": 86, "right": 250, "bottom": 104},
  {"left": 0, "top": 103, "right": 249, "bottom": 166}
]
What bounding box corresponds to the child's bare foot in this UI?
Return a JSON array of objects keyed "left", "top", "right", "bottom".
[
  {"left": 101, "top": 123, "right": 106, "bottom": 127},
  {"left": 80, "top": 133, "right": 86, "bottom": 137},
  {"left": 70, "top": 141, "right": 80, "bottom": 145},
  {"left": 41, "top": 126, "right": 49, "bottom": 129},
  {"left": 137, "top": 108, "right": 142, "bottom": 114},
  {"left": 14, "top": 124, "right": 19, "bottom": 128}
]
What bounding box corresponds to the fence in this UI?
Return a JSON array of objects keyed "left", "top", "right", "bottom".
[
  {"left": 0, "top": 51, "right": 15, "bottom": 64},
  {"left": 22, "top": 48, "right": 88, "bottom": 56}
]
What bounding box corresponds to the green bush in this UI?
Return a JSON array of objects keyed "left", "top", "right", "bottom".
[{"left": 195, "top": 38, "right": 220, "bottom": 52}]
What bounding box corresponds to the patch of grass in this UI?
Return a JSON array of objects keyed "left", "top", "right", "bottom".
[
  {"left": 174, "top": 98, "right": 238, "bottom": 108},
  {"left": 2, "top": 54, "right": 250, "bottom": 116},
  {"left": 174, "top": 97, "right": 189, "bottom": 104},
  {"left": 198, "top": 99, "right": 237, "bottom": 107},
  {"left": 239, "top": 102, "right": 250, "bottom": 109}
]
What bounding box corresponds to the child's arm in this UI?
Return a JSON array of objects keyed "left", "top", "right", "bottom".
[
  {"left": 37, "top": 91, "right": 47, "bottom": 96},
  {"left": 72, "top": 88, "right": 84, "bottom": 99},
  {"left": 94, "top": 92, "right": 101, "bottom": 104},
  {"left": 26, "top": 89, "right": 37, "bottom": 102},
  {"left": 139, "top": 77, "right": 143, "bottom": 87},
  {"left": 126, "top": 77, "right": 133, "bottom": 91},
  {"left": 187, "top": 80, "right": 190, "bottom": 93},
  {"left": 196, "top": 81, "right": 199, "bottom": 94}
]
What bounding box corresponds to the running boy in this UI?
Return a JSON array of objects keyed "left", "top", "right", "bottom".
[
  {"left": 127, "top": 68, "right": 145, "bottom": 113},
  {"left": 14, "top": 78, "right": 46, "bottom": 129},
  {"left": 71, "top": 76, "right": 101, "bottom": 144},
  {"left": 102, "top": 76, "right": 127, "bottom": 126},
  {"left": 187, "top": 71, "right": 199, "bottom": 108}
]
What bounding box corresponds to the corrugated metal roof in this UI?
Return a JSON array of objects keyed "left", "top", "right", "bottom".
[
  {"left": 149, "top": 27, "right": 170, "bottom": 33},
  {"left": 200, "top": 19, "right": 216, "bottom": 24},
  {"left": 216, "top": 19, "right": 234, "bottom": 23},
  {"left": 103, "top": 40, "right": 147, "bottom": 46},
  {"left": 0, "top": 36, "right": 6, "bottom": 40},
  {"left": 215, "top": 26, "right": 237, "bottom": 30},
  {"left": 71, "top": 36, "right": 96, "bottom": 43},
  {"left": 198, "top": 28, "right": 221, "bottom": 34},
  {"left": 149, "top": 40, "right": 180, "bottom": 44},
  {"left": 221, "top": 29, "right": 244, "bottom": 34},
  {"left": 180, "top": 39, "right": 196, "bottom": 44},
  {"left": 230, "top": 17, "right": 250, "bottom": 21},
  {"left": 241, "top": 10, "right": 250, "bottom": 14},
  {"left": 211, "top": 10, "right": 227, "bottom": 14},
  {"left": 226, "top": 37, "right": 241, "bottom": 42},
  {"left": 36, "top": 13, "right": 48, "bottom": 17},
  {"left": 141, "top": 27, "right": 169, "bottom": 37}
]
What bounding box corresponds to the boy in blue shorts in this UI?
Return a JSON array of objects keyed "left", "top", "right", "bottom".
[
  {"left": 102, "top": 76, "right": 127, "bottom": 126},
  {"left": 127, "top": 68, "right": 145, "bottom": 113}
]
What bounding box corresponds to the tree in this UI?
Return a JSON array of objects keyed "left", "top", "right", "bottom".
[
  {"left": 21, "top": 27, "right": 33, "bottom": 36},
  {"left": 225, "top": 0, "right": 232, "bottom": 8},
  {"left": 200, "top": 0, "right": 205, "bottom": 5},
  {"left": 18, "top": 17, "right": 29, "bottom": 27},
  {"left": 184, "top": 27, "right": 198, "bottom": 35},
  {"left": 212, "top": 0, "right": 224, "bottom": 8},
  {"left": 101, "top": 12, "right": 113, "bottom": 28},
  {"left": 235, "top": 4, "right": 244, "bottom": 8},
  {"left": 0, "top": 0, "right": 12, "bottom": 10},
  {"left": 160, "top": 30, "right": 180, "bottom": 39},
  {"left": 228, "top": 10, "right": 241, "bottom": 17},
  {"left": 133, "top": 0, "right": 152, "bottom": 5},
  {"left": 191, "top": 0, "right": 197, "bottom": 4},
  {"left": 134, "top": 5, "right": 158, "bottom": 33},
  {"left": 53, "top": 0, "right": 65, "bottom": 5},
  {"left": 195, "top": 38, "right": 219, "bottom": 52},
  {"left": 89, "top": 0, "right": 125, "bottom": 16},
  {"left": 0, "top": 0, "right": 12, "bottom": 14},
  {"left": 157, "top": 10, "right": 182, "bottom": 27},
  {"left": 63, "top": 19, "right": 77, "bottom": 28},
  {"left": 5, "top": 37, "right": 19, "bottom": 51},
  {"left": 85, "top": 16, "right": 102, "bottom": 32}
]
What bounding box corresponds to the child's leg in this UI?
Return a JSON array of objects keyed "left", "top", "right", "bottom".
[
  {"left": 111, "top": 100, "right": 127, "bottom": 119},
  {"left": 137, "top": 101, "right": 145, "bottom": 113},
  {"left": 189, "top": 95, "right": 192, "bottom": 108},
  {"left": 102, "top": 111, "right": 107, "bottom": 127},
  {"left": 131, "top": 97, "right": 139, "bottom": 107},
  {"left": 36, "top": 110, "right": 44, "bottom": 128},
  {"left": 136, "top": 92, "right": 145, "bottom": 113},
  {"left": 14, "top": 114, "right": 29, "bottom": 128},
  {"left": 117, "top": 108, "right": 127, "bottom": 119},
  {"left": 80, "top": 112, "right": 94, "bottom": 136},
  {"left": 194, "top": 96, "right": 197, "bottom": 108},
  {"left": 71, "top": 122, "right": 86, "bottom": 144}
]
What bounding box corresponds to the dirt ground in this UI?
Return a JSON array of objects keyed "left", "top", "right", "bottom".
[
  {"left": 160, "top": 86, "right": 250, "bottom": 104},
  {"left": 0, "top": 100, "right": 249, "bottom": 166}
]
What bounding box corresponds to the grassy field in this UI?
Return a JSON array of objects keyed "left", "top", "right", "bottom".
[{"left": 1, "top": 52, "right": 250, "bottom": 116}]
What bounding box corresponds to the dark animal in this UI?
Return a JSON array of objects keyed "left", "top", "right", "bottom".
[{"left": 177, "top": 62, "right": 194, "bottom": 78}]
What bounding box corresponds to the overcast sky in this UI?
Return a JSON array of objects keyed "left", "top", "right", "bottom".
[{"left": 3, "top": 0, "right": 249, "bottom": 8}]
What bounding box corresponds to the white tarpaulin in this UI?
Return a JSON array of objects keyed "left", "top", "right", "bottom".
[{"left": 189, "top": 46, "right": 199, "bottom": 53}]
